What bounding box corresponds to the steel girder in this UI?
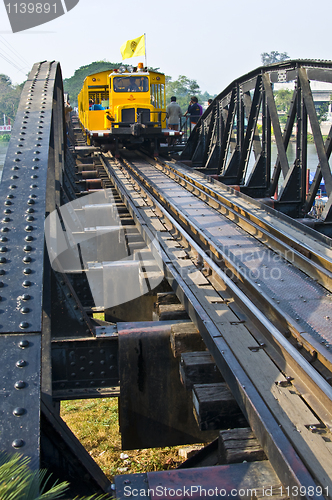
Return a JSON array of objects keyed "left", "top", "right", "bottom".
[
  {"left": 181, "top": 60, "right": 332, "bottom": 223},
  {"left": 0, "top": 61, "right": 113, "bottom": 495}
]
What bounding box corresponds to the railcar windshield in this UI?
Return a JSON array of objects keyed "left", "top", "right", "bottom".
[{"left": 113, "top": 76, "right": 149, "bottom": 92}]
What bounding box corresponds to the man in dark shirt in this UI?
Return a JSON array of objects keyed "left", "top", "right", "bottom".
[{"left": 184, "top": 96, "right": 202, "bottom": 131}]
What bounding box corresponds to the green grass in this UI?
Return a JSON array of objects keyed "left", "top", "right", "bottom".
[{"left": 61, "top": 398, "right": 182, "bottom": 480}]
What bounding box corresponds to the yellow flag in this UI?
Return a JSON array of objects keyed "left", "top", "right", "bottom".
[{"left": 120, "top": 35, "right": 145, "bottom": 60}]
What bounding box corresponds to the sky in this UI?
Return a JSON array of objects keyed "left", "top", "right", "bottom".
[{"left": 0, "top": 0, "right": 331, "bottom": 96}]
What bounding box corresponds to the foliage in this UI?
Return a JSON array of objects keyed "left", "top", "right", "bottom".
[
  {"left": 317, "top": 101, "right": 329, "bottom": 123},
  {"left": 261, "top": 51, "right": 290, "bottom": 66},
  {"left": 0, "top": 452, "right": 110, "bottom": 499},
  {"left": 0, "top": 74, "right": 24, "bottom": 124},
  {"left": 0, "top": 134, "right": 10, "bottom": 142},
  {"left": 274, "top": 88, "right": 293, "bottom": 113},
  {"left": 165, "top": 75, "right": 216, "bottom": 112},
  {"left": 0, "top": 452, "right": 68, "bottom": 499}
]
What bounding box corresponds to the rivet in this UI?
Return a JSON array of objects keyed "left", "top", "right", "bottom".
[
  {"left": 19, "top": 340, "right": 29, "bottom": 348},
  {"left": 25, "top": 236, "right": 34, "bottom": 242},
  {"left": 30, "top": 185, "right": 38, "bottom": 189},
  {"left": 20, "top": 307, "right": 30, "bottom": 314},
  {"left": 0, "top": 282, "right": 4, "bottom": 288},
  {"left": 31, "top": 175, "right": 38, "bottom": 179},
  {"left": 14, "top": 380, "right": 26, "bottom": 389},
  {"left": 26, "top": 208, "right": 35, "bottom": 213},
  {"left": 29, "top": 194, "right": 37, "bottom": 199},
  {"left": 22, "top": 294, "right": 30, "bottom": 301},
  {"left": 4, "top": 209, "right": 11, "bottom": 214},
  {"left": 19, "top": 321, "right": 29, "bottom": 329},
  {"left": 32, "top": 166, "right": 39, "bottom": 170},
  {"left": 10, "top": 185, "right": 17, "bottom": 188},
  {"left": 16, "top": 359, "right": 27, "bottom": 367},
  {"left": 13, "top": 407, "right": 25, "bottom": 416},
  {"left": 14, "top": 159, "right": 20, "bottom": 163},
  {"left": 22, "top": 280, "right": 31, "bottom": 287},
  {"left": 2, "top": 217, "right": 10, "bottom": 223},
  {"left": 27, "top": 199, "right": 35, "bottom": 205},
  {"left": 0, "top": 270, "right": 5, "bottom": 276},
  {"left": 11, "top": 175, "right": 18, "bottom": 179},
  {"left": 1, "top": 227, "right": 9, "bottom": 233},
  {"left": 23, "top": 268, "right": 32, "bottom": 275},
  {"left": 7, "top": 194, "right": 14, "bottom": 199},
  {"left": 12, "top": 165, "right": 20, "bottom": 170},
  {"left": 33, "top": 158, "right": 40, "bottom": 162},
  {"left": 26, "top": 216, "right": 34, "bottom": 222},
  {"left": 23, "top": 256, "right": 31, "bottom": 263},
  {"left": 4, "top": 201, "right": 12, "bottom": 206},
  {"left": 12, "top": 439, "right": 24, "bottom": 448},
  {"left": 0, "top": 257, "right": 7, "bottom": 263},
  {"left": 25, "top": 225, "right": 34, "bottom": 232},
  {"left": 24, "top": 245, "right": 32, "bottom": 252},
  {"left": 0, "top": 247, "right": 7, "bottom": 252}
]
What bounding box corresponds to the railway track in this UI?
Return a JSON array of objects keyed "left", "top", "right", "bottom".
[{"left": 74, "top": 147, "right": 332, "bottom": 499}]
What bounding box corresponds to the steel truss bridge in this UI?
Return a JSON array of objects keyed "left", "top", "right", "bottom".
[{"left": 1, "top": 60, "right": 332, "bottom": 499}]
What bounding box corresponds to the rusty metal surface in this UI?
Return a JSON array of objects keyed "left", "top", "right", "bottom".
[
  {"left": 118, "top": 320, "right": 217, "bottom": 450},
  {"left": 146, "top": 462, "right": 282, "bottom": 500}
]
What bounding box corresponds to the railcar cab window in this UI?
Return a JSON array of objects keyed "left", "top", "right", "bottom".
[{"left": 113, "top": 76, "right": 149, "bottom": 92}]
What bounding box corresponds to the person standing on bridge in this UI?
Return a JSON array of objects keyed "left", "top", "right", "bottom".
[
  {"left": 166, "top": 96, "right": 182, "bottom": 145},
  {"left": 184, "top": 96, "right": 202, "bottom": 131}
]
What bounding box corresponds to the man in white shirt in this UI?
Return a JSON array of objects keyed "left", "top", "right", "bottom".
[{"left": 166, "top": 96, "right": 182, "bottom": 145}]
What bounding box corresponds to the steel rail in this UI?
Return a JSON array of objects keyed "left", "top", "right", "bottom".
[
  {"left": 154, "top": 155, "right": 332, "bottom": 289},
  {"left": 100, "top": 152, "right": 331, "bottom": 500},
  {"left": 119, "top": 152, "right": 332, "bottom": 377},
  {"left": 107, "top": 152, "right": 332, "bottom": 420}
]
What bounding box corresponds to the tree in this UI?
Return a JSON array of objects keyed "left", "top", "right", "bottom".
[
  {"left": 261, "top": 51, "right": 290, "bottom": 66},
  {"left": 317, "top": 102, "right": 329, "bottom": 124},
  {"left": 0, "top": 74, "right": 24, "bottom": 124},
  {"left": 274, "top": 89, "right": 293, "bottom": 113},
  {"left": 165, "top": 75, "right": 215, "bottom": 112}
]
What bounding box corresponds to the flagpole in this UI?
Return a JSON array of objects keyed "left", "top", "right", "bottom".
[{"left": 144, "top": 32, "right": 147, "bottom": 68}]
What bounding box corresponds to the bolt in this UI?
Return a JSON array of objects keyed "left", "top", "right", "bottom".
[
  {"left": 14, "top": 381, "right": 26, "bottom": 389},
  {"left": 16, "top": 359, "right": 27, "bottom": 367},
  {"left": 19, "top": 340, "right": 29, "bottom": 348},
  {"left": 12, "top": 439, "right": 24, "bottom": 448},
  {"left": 13, "top": 407, "right": 25, "bottom": 416}
]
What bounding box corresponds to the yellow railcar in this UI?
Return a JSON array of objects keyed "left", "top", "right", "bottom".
[{"left": 78, "top": 63, "right": 166, "bottom": 151}]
